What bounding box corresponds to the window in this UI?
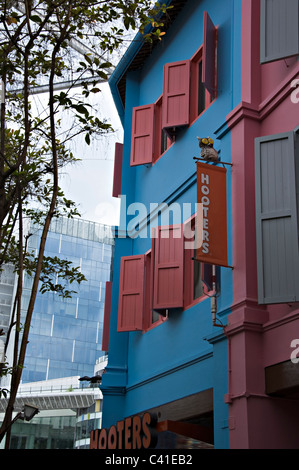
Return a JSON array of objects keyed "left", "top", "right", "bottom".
[
  {"left": 143, "top": 249, "right": 166, "bottom": 331},
  {"left": 183, "top": 216, "right": 215, "bottom": 308},
  {"left": 260, "top": 0, "right": 299, "bottom": 64},
  {"left": 154, "top": 95, "right": 173, "bottom": 162},
  {"left": 129, "top": 11, "right": 218, "bottom": 167},
  {"left": 116, "top": 217, "right": 216, "bottom": 333},
  {"left": 190, "top": 46, "right": 214, "bottom": 124},
  {"left": 255, "top": 129, "right": 299, "bottom": 304},
  {"left": 198, "top": 60, "right": 206, "bottom": 116}
]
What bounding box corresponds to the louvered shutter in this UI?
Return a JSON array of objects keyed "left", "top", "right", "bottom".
[
  {"left": 153, "top": 225, "right": 184, "bottom": 310},
  {"left": 130, "top": 104, "right": 155, "bottom": 166},
  {"left": 102, "top": 281, "right": 112, "bottom": 351},
  {"left": 202, "top": 11, "right": 217, "bottom": 96},
  {"left": 162, "top": 60, "right": 190, "bottom": 130},
  {"left": 112, "top": 143, "right": 123, "bottom": 198},
  {"left": 255, "top": 131, "right": 299, "bottom": 304},
  {"left": 260, "top": 0, "right": 299, "bottom": 64},
  {"left": 117, "top": 255, "right": 145, "bottom": 331}
]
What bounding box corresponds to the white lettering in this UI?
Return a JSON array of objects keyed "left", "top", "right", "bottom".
[
  {"left": 199, "top": 172, "right": 211, "bottom": 255},
  {"left": 201, "top": 195, "right": 210, "bottom": 205},
  {"left": 201, "top": 173, "right": 209, "bottom": 185},
  {"left": 202, "top": 242, "right": 209, "bottom": 254},
  {"left": 127, "top": 202, "right": 148, "bottom": 238},
  {"left": 291, "top": 79, "right": 299, "bottom": 104},
  {"left": 203, "top": 206, "right": 209, "bottom": 217},
  {"left": 105, "top": 456, "right": 140, "bottom": 467},
  {"left": 203, "top": 230, "right": 209, "bottom": 241}
]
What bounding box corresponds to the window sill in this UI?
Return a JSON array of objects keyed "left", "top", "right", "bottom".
[
  {"left": 183, "top": 289, "right": 212, "bottom": 312},
  {"left": 142, "top": 315, "right": 168, "bottom": 333},
  {"left": 142, "top": 291, "right": 212, "bottom": 334},
  {"left": 153, "top": 141, "right": 175, "bottom": 166}
]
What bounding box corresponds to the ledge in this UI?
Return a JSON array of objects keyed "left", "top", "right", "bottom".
[
  {"left": 126, "top": 348, "right": 213, "bottom": 392},
  {"left": 226, "top": 64, "right": 299, "bottom": 130}
]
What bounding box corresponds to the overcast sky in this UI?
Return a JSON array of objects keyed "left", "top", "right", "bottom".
[
  {"left": 59, "top": 82, "right": 123, "bottom": 228},
  {"left": 31, "top": 82, "right": 123, "bottom": 228}
]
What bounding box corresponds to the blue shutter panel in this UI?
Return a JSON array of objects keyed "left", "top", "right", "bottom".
[
  {"left": 260, "top": 0, "right": 299, "bottom": 64},
  {"left": 255, "top": 131, "right": 299, "bottom": 304}
]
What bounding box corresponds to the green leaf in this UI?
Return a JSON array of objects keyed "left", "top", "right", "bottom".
[{"left": 30, "top": 15, "right": 42, "bottom": 23}]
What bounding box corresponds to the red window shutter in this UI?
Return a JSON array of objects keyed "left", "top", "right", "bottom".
[
  {"left": 162, "top": 60, "right": 190, "bottom": 130},
  {"left": 143, "top": 250, "right": 154, "bottom": 330},
  {"left": 202, "top": 11, "right": 217, "bottom": 96},
  {"left": 130, "top": 104, "right": 155, "bottom": 166},
  {"left": 153, "top": 225, "right": 184, "bottom": 310},
  {"left": 112, "top": 143, "right": 123, "bottom": 198},
  {"left": 117, "top": 255, "right": 145, "bottom": 332},
  {"left": 102, "top": 281, "right": 112, "bottom": 351}
]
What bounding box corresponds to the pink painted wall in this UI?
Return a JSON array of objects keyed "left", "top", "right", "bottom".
[{"left": 226, "top": 0, "right": 299, "bottom": 448}]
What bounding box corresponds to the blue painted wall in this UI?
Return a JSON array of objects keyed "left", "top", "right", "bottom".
[{"left": 102, "top": 0, "right": 242, "bottom": 449}]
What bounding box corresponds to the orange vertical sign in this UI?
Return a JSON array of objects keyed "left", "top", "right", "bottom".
[{"left": 196, "top": 162, "right": 228, "bottom": 267}]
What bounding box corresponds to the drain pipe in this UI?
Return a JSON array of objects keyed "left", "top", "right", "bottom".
[{"left": 211, "top": 265, "right": 225, "bottom": 328}]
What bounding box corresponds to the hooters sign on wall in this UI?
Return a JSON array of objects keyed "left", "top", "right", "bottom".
[{"left": 196, "top": 162, "right": 228, "bottom": 267}]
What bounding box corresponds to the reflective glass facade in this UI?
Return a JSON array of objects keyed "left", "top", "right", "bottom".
[
  {"left": 9, "top": 411, "right": 76, "bottom": 449},
  {"left": 0, "top": 264, "right": 16, "bottom": 335},
  {"left": 21, "top": 218, "right": 114, "bottom": 383}
]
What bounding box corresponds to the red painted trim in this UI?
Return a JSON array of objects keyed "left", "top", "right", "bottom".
[
  {"left": 112, "top": 143, "right": 123, "bottom": 198},
  {"left": 162, "top": 60, "right": 191, "bottom": 129},
  {"left": 130, "top": 104, "right": 155, "bottom": 166},
  {"left": 102, "top": 281, "right": 112, "bottom": 351},
  {"left": 202, "top": 11, "right": 218, "bottom": 97},
  {"left": 153, "top": 95, "right": 174, "bottom": 163},
  {"left": 226, "top": 65, "right": 299, "bottom": 130},
  {"left": 117, "top": 255, "right": 145, "bottom": 332},
  {"left": 153, "top": 224, "right": 184, "bottom": 310}
]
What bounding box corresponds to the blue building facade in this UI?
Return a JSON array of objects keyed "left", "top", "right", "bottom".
[
  {"left": 21, "top": 217, "right": 113, "bottom": 383},
  {"left": 100, "top": 0, "right": 242, "bottom": 449}
]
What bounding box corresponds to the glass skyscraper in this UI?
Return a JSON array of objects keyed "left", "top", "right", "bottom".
[
  {"left": 0, "top": 263, "right": 16, "bottom": 336},
  {"left": 20, "top": 217, "right": 114, "bottom": 383}
]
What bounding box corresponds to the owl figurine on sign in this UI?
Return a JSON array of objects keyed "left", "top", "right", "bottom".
[{"left": 197, "top": 137, "right": 219, "bottom": 162}]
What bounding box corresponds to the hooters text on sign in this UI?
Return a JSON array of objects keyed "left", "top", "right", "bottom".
[
  {"left": 196, "top": 162, "right": 228, "bottom": 267},
  {"left": 90, "top": 412, "right": 157, "bottom": 450}
]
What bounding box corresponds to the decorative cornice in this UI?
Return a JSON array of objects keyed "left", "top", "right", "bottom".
[
  {"left": 225, "top": 320, "right": 264, "bottom": 337},
  {"left": 226, "top": 65, "right": 299, "bottom": 130},
  {"left": 99, "top": 385, "right": 126, "bottom": 396},
  {"left": 224, "top": 391, "right": 270, "bottom": 404},
  {"left": 126, "top": 348, "right": 213, "bottom": 392},
  {"left": 230, "top": 297, "right": 267, "bottom": 312},
  {"left": 204, "top": 329, "right": 227, "bottom": 345},
  {"left": 226, "top": 301, "right": 299, "bottom": 336},
  {"left": 263, "top": 308, "right": 299, "bottom": 332}
]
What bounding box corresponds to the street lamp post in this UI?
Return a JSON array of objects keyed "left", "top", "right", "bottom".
[{"left": 5, "top": 404, "right": 39, "bottom": 449}]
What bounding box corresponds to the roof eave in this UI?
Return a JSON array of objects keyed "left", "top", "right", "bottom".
[{"left": 109, "top": 0, "right": 188, "bottom": 123}]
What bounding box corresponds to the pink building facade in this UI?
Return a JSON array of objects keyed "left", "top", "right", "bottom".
[
  {"left": 225, "top": 0, "right": 299, "bottom": 448},
  {"left": 100, "top": 0, "right": 299, "bottom": 450}
]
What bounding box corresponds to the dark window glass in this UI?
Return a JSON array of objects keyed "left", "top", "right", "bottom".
[
  {"left": 161, "top": 129, "right": 168, "bottom": 154},
  {"left": 198, "top": 61, "right": 206, "bottom": 115}
]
